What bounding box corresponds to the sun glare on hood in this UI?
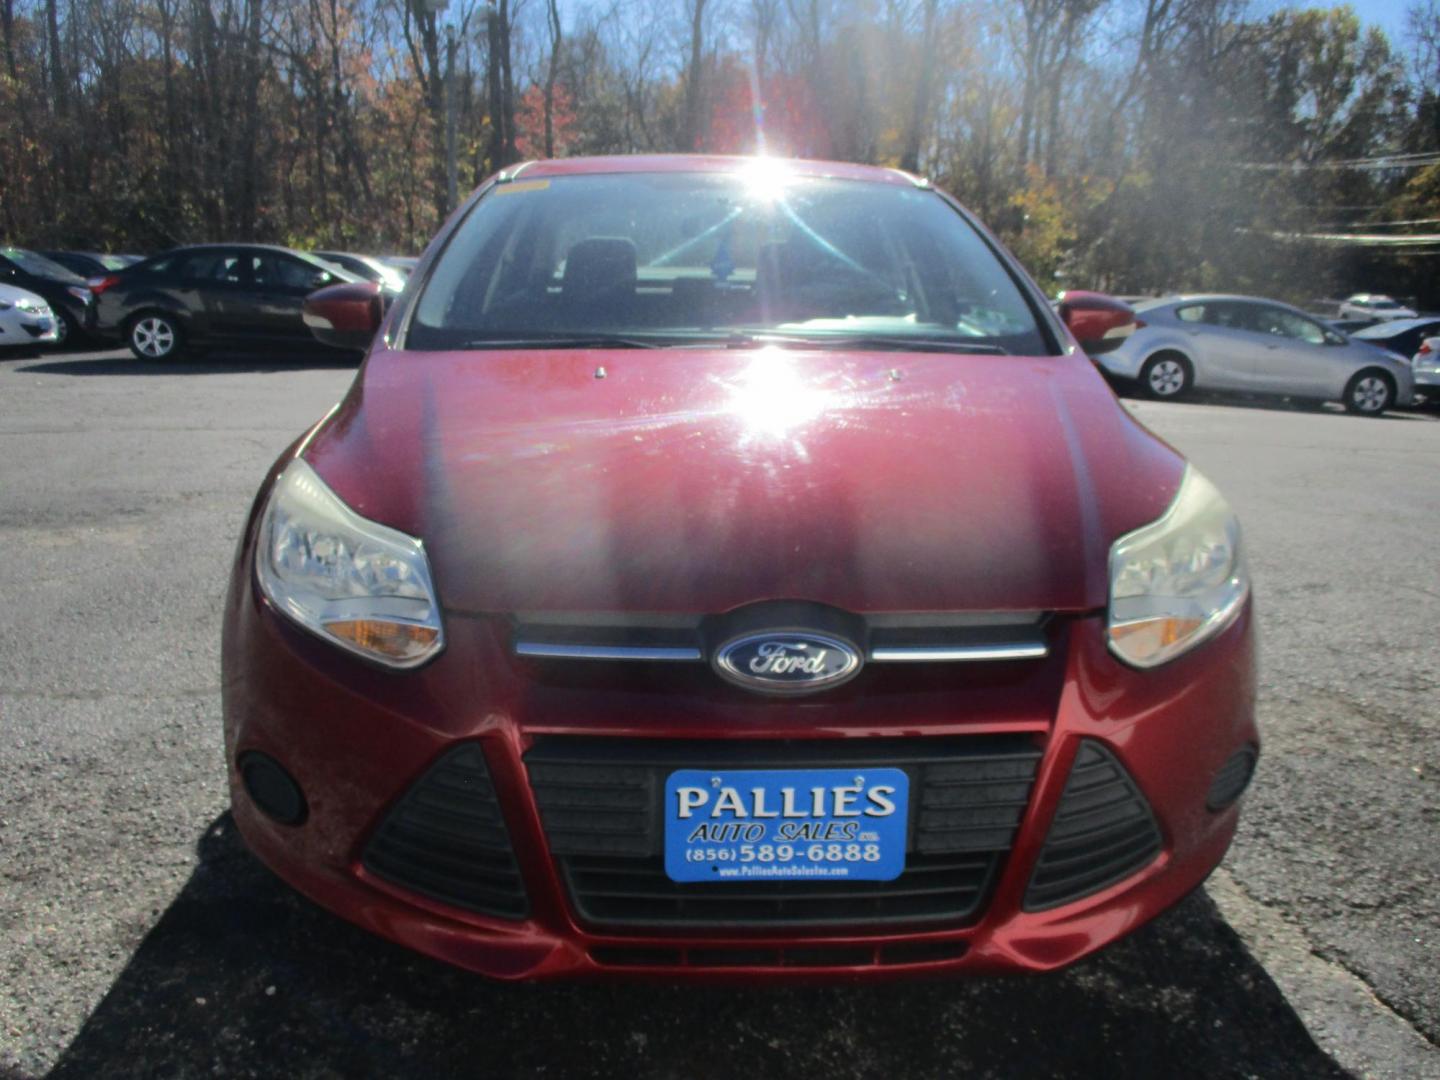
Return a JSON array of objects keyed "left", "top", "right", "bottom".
[{"left": 724, "top": 350, "right": 832, "bottom": 444}]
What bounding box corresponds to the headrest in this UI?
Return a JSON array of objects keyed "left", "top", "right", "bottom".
[{"left": 562, "top": 238, "right": 638, "bottom": 300}]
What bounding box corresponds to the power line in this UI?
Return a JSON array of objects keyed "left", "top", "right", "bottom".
[
  {"left": 1306, "top": 217, "right": 1440, "bottom": 229},
  {"left": 1236, "top": 152, "right": 1440, "bottom": 171}
]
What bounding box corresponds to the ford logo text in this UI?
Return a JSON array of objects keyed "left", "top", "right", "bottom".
[{"left": 713, "top": 631, "right": 863, "bottom": 694}]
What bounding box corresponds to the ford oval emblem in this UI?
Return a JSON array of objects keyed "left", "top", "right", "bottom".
[{"left": 713, "top": 630, "right": 863, "bottom": 695}]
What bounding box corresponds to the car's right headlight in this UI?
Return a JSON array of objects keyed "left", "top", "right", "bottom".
[
  {"left": 256, "top": 458, "right": 444, "bottom": 668},
  {"left": 1107, "top": 466, "right": 1249, "bottom": 668}
]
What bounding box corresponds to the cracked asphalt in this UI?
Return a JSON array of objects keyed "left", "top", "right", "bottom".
[{"left": 1, "top": 348, "right": 1436, "bottom": 1078}]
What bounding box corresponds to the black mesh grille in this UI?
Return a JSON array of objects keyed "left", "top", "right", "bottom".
[
  {"left": 362, "top": 744, "right": 528, "bottom": 919},
  {"left": 526, "top": 736, "right": 1042, "bottom": 930},
  {"left": 1024, "top": 740, "right": 1163, "bottom": 911}
]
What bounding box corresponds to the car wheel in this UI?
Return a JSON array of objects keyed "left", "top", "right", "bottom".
[
  {"left": 1343, "top": 369, "right": 1394, "bottom": 416},
  {"left": 128, "top": 313, "right": 182, "bottom": 360},
  {"left": 52, "top": 310, "right": 77, "bottom": 349},
  {"left": 1140, "top": 352, "right": 1191, "bottom": 399}
]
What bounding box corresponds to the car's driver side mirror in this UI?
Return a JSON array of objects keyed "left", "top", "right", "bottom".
[
  {"left": 1056, "top": 291, "right": 1140, "bottom": 355},
  {"left": 303, "top": 280, "right": 384, "bottom": 350}
]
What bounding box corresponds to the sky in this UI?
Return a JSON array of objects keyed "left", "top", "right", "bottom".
[{"left": 1356, "top": 0, "right": 1413, "bottom": 44}]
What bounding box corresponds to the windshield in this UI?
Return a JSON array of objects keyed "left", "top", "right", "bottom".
[
  {"left": 407, "top": 171, "right": 1049, "bottom": 353},
  {"left": 1372, "top": 299, "right": 1401, "bottom": 309},
  {"left": 1, "top": 246, "right": 84, "bottom": 282}
]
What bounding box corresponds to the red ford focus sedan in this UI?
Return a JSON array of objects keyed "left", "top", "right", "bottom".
[{"left": 222, "top": 155, "right": 1257, "bottom": 980}]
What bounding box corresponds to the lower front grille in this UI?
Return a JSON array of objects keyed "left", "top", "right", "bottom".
[
  {"left": 1023, "top": 740, "right": 1163, "bottom": 911},
  {"left": 525, "top": 736, "right": 1043, "bottom": 931},
  {"left": 362, "top": 744, "right": 529, "bottom": 919}
]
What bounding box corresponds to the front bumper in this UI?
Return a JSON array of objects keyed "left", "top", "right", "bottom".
[{"left": 222, "top": 554, "right": 1258, "bottom": 980}]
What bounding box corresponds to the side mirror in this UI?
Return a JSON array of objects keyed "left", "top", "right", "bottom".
[
  {"left": 1057, "top": 290, "right": 1140, "bottom": 355},
  {"left": 1324, "top": 330, "right": 1346, "bottom": 346},
  {"left": 303, "top": 281, "right": 383, "bottom": 350}
]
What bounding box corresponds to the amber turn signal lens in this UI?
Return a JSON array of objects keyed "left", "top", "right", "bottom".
[
  {"left": 1108, "top": 617, "right": 1204, "bottom": 657},
  {"left": 324, "top": 620, "right": 440, "bottom": 662}
]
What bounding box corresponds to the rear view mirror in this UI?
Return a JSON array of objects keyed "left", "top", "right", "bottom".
[
  {"left": 302, "top": 281, "right": 383, "bottom": 351},
  {"left": 1057, "top": 291, "right": 1139, "bottom": 355}
]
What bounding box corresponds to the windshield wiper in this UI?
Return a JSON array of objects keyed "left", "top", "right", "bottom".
[
  {"left": 723, "top": 330, "right": 1009, "bottom": 355},
  {"left": 455, "top": 333, "right": 671, "bottom": 350}
]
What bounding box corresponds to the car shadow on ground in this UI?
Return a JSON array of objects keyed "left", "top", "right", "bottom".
[
  {"left": 42, "top": 814, "right": 1345, "bottom": 1080},
  {"left": 14, "top": 350, "right": 360, "bottom": 376}
]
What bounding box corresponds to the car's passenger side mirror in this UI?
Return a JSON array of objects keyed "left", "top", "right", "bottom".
[
  {"left": 1056, "top": 291, "right": 1139, "bottom": 355},
  {"left": 303, "top": 281, "right": 384, "bottom": 350}
]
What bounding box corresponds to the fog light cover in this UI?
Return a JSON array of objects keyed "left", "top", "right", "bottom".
[
  {"left": 1107, "top": 466, "right": 1248, "bottom": 668},
  {"left": 256, "top": 458, "right": 444, "bottom": 667}
]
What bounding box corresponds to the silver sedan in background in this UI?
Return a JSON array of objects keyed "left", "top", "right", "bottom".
[{"left": 1098, "top": 294, "right": 1416, "bottom": 415}]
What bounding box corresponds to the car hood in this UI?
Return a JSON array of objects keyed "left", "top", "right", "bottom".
[{"left": 303, "top": 348, "right": 1186, "bottom": 614}]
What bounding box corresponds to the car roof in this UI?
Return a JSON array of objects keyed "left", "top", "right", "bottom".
[
  {"left": 1148, "top": 294, "right": 1301, "bottom": 307},
  {"left": 1352, "top": 316, "right": 1440, "bottom": 337},
  {"left": 164, "top": 243, "right": 321, "bottom": 256},
  {"left": 512, "top": 154, "right": 925, "bottom": 187}
]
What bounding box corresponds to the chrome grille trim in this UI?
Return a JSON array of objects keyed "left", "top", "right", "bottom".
[
  {"left": 512, "top": 611, "right": 1051, "bottom": 665},
  {"left": 515, "top": 641, "right": 704, "bottom": 662},
  {"left": 869, "top": 641, "right": 1049, "bottom": 663}
]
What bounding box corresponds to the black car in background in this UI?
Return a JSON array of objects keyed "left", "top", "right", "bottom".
[
  {"left": 42, "top": 251, "right": 144, "bottom": 279},
  {"left": 1349, "top": 316, "right": 1440, "bottom": 361},
  {"left": 92, "top": 244, "right": 363, "bottom": 360},
  {"left": 0, "top": 246, "right": 95, "bottom": 345}
]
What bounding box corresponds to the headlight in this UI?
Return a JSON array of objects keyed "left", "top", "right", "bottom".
[
  {"left": 1107, "top": 466, "right": 1249, "bottom": 668},
  {"left": 16, "top": 298, "right": 47, "bottom": 313},
  {"left": 256, "top": 458, "right": 444, "bottom": 667}
]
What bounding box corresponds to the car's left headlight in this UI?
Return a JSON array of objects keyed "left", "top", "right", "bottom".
[
  {"left": 256, "top": 458, "right": 444, "bottom": 668},
  {"left": 1107, "top": 466, "right": 1249, "bottom": 668},
  {"left": 15, "top": 297, "right": 47, "bottom": 313}
]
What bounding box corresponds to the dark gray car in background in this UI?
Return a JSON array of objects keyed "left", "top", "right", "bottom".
[
  {"left": 1097, "top": 294, "right": 1416, "bottom": 415},
  {"left": 91, "top": 244, "right": 362, "bottom": 360}
]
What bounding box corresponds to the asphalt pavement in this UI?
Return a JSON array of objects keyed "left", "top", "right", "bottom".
[{"left": 1, "top": 347, "right": 1436, "bottom": 1079}]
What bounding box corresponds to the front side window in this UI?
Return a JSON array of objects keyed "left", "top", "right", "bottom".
[
  {"left": 254, "top": 255, "right": 330, "bottom": 291},
  {"left": 1251, "top": 306, "right": 1325, "bottom": 344},
  {"left": 408, "top": 172, "right": 1049, "bottom": 354}
]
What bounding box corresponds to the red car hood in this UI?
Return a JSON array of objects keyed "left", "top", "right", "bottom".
[{"left": 304, "top": 347, "right": 1184, "bottom": 614}]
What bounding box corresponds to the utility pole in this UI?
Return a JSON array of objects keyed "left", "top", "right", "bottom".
[
  {"left": 446, "top": 23, "right": 457, "bottom": 211},
  {"left": 420, "top": 0, "right": 456, "bottom": 213}
]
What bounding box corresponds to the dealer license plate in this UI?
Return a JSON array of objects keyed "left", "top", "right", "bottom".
[{"left": 664, "top": 767, "right": 909, "bottom": 883}]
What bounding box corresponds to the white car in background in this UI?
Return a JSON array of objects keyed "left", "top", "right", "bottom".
[
  {"left": 1413, "top": 336, "right": 1440, "bottom": 403},
  {"left": 1098, "top": 294, "right": 1416, "bottom": 415},
  {"left": 0, "top": 282, "right": 58, "bottom": 352},
  {"left": 1338, "top": 294, "right": 1418, "bottom": 321}
]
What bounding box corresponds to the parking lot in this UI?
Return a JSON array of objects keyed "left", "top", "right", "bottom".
[{"left": 1, "top": 346, "right": 1438, "bottom": 1079}]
